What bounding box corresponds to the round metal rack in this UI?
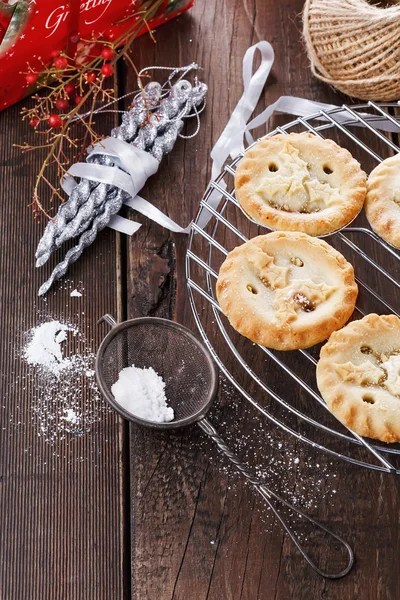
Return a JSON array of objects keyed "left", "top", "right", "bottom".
[{"left": 186, "top": 101, "right": 400, "bottom": 475}]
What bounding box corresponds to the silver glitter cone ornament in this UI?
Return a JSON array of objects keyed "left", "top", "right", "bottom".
[{"left": 36, "top": 67, "right": 207, "bottom": 296}]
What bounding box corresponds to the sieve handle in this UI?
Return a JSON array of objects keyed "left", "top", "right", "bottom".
[
  {"left": 98, "top": 314, "right": 118, "bottom": 328},
  {"left": 198, "top": 418, "right": 354, "bottom": 579}
]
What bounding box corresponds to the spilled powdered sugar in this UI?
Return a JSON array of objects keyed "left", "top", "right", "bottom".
[
  {"left": 24, "top": 321, "right": 77, "bottom": 375},
  {"left": 21, "top": 317, "right": 109, "bottom": 444},
  {"left": 200, "top": 377, "right": 339, "bottom": 523}
]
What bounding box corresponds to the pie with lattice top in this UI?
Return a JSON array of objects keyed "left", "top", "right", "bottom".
[
  {"left": 234, "top": 133, "right": 367, "bottom": 236},
  {"left": 365, "top": 153, "right": 400, "bottom": 248},
  {"left": 216, "top": 232, "right": 357, "bottom": 350},
  {"left": 317, "top": 314, "right": 400, "bottom": 443}
]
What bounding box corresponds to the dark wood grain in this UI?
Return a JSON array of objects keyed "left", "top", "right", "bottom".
[
  {"left": 126, "top": 2, "right": 400, "bottom": 600},
  {"left": 1, "top": 1, "right": 400, "bottom": 599},
  {"left": 0, "top": 88, "right": 126, "bottom": 597}
]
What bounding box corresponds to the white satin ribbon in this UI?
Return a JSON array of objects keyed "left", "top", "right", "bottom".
[
  {"left": 199, "top": 40, "right": 400, "bottom": 230},
  {"left": 61, "top": 137, "right": 191, "bottom": 235},
  {"left": 62, "top": 41, "right": 400, "bottom": 237}
]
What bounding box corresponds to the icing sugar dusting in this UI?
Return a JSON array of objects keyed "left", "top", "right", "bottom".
[
  {"left": 21, "top": 318, "right": 109, "bottom": 443},
  {"left": 199, "top": 377, "right": 339, "bottom": 525}
]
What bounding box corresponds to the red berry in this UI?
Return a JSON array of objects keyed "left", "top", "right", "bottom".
[
  {"left": 50, "top": 49, "right": 60, "bottom": 58},
  {"left": 54, "top": 56, "right": 68, "bottom": 70},
  {"left": 101, "top": 46, "right": 114, "bottom": 60},
  {"left": 64, "top": 82, "right": 75, "bottom": 96},
  {"left": 74, "top": 95, "right": 83, "bottom": 105},
  {"left": 101, "top": 63, "right": 114, "bottom": 77},
  {"left": 29, "top": 116, "right": 39, "bottom": 127},
  {"left": 69, "top": 32, "right": 80, "bottom": 44},
  {"left": 25, "top": 73, "right": 38, "bottom": 85},
  {"left": 48, "top": 114, "right": 63, "bottom": 129},
  {"left": 56, "top": 98, "right": 69, "bottom": 110},
  {"left": 86, "top": 71, "right": 97, "bottom": 83}
]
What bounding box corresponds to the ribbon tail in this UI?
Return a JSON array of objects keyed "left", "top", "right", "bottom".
[
  {"left": 125, "top": 195, "right": 191, "bottom": 233},
  {"left": 108, "top": 215, "right": 142, "bottom": 235},
  {"left": 210, "top": 41, "right": 275, "bottom": 180},
  {"left": 195, "top": 42, "right": 274, "bottom": 231},
  {"left": 106, "top": 193, "right": 192, "bottom": 235}
]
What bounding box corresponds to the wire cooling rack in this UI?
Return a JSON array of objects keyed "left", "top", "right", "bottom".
[{"left": 186, "top": 101, "right": 400, "bottom": 475}]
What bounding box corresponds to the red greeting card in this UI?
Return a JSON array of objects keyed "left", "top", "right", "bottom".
[{"left": 0, "top": 0, "right": 194, "bottom": 110}]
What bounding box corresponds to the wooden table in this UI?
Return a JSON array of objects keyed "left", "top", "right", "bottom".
[{"left": 1, "top": 1, "right": 400, "bottom": 598}]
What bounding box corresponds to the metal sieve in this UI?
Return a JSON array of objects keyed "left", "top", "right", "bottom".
[
  {"left": 96, "top": 314, "right": 354, "bottom": 579},
  {"left": 96, "top": 315, "right": 217, "bottom": 429}
]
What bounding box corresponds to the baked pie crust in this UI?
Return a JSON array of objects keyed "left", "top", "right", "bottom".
[
  {"left": 365, "top": 153, "right": 400, "bottom": 248},
  {"left": 235, "top": 133, "right": 367, "bottom": 236},
  {"left": 317, "top": 314, "right": 400, "bottom": 443},
  {"left": 216, "top": 231, "right": 357, "bottom": 350}
]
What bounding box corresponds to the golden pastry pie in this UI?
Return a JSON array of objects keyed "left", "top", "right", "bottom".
[
  {"left": 235, "top": 133, "right": 367, "bottom": 236},
  {"left": 365, "top": 153, "right": 400, "bottom": 248},
  {"left": 216, "top": 231, "right": 357, "bottom": 350},
  {"left": 317, "top": 314, "right": 400, "bottom": 443}
]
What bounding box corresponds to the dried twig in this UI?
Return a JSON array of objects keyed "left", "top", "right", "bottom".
[{"left": 16, "top": 0, "right": 164, "bottom": 220}]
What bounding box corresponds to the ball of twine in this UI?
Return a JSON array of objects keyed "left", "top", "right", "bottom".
[{"left": 303, "top": 0, "right": 400, "bottom": 101}]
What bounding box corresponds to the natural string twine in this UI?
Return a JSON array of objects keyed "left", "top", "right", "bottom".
[{"left": 303, "top": 0, "right": 400, "bottom": 101}]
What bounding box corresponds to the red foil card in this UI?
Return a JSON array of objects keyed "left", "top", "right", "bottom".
[{"left": 0, "top": 0, "right": 194, "bottom": 110}]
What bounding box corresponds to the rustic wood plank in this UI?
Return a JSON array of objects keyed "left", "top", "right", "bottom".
[
  {"left": 0, "top": 83, "right": 126, "bottom": 597},
  {"left": 4, "top": 1, "right": 397, "bottom": 598},
  {"left": 127, "top": 1, "right": 400, "bottom": 599}
]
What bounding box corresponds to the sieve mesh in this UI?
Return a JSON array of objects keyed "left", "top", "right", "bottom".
[{"left": 96, "top": 318, "right": 218, "bottom": 428}]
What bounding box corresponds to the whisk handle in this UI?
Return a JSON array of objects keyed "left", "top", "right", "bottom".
[{"left": 198, "top": 418, "right": 354, "bottom": 579}]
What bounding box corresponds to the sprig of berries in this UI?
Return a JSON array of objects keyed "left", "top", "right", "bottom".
[
  {"left": 16, "top": 0, "right": 164, "bottom": 220},
  {"left": 23, "top": 41, "right": 118, "bottom": 130}
]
